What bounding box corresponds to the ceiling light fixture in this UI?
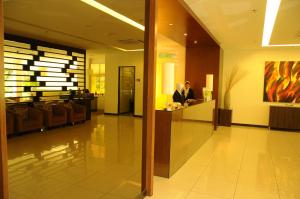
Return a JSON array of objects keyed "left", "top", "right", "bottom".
[
  {"left": 113, "top": 46, "right": 144, "bottom": 52},
  {"left": 262, "top": 0, "right": 281, "bottom": 47},
  {"left": 80, "top": 0, "right": 145, "bottom": 31},
  {"left": 169, "top": 23, "right": 174, "bottom": 26},
  {"left": 184, "top": 33, "right": 188, "bottom": 36}
]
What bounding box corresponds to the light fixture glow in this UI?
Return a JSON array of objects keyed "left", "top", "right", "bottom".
[
  {"left": 262, "top": 0, "right": 281, "bottom": 46},
  {"left": 81, "top": 0, "right": 145, "bottom": 31},
  {"left": 113, "top": 46, "right": 144, "bottom": 52}
]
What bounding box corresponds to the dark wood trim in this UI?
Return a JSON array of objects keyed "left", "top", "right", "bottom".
[
  {"left": 142, "top": 0, "right": 157, "bottom": 196},
  {"left": 0, "top": 1, "right": 9, "bottom": 198},
  {"left": 231, "top": 123, "right": 268, "bottom": 129},
  {"left": 103, "top": 112, "right": 119, "bottom": 116},
  {"left": 133, "top": 115, "right": 143, "bottom": 118}
]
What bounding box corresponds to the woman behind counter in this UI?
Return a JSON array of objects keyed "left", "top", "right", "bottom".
[{"left": 173, "top": 83, "right": 185, "bottom": 104}]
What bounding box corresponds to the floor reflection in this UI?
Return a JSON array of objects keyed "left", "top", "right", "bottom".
[{"left": 7, "top": 113, "right": 142, "bottom": 199}]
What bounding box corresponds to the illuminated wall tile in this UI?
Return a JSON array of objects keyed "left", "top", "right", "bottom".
[
  {"left": 4, "top": 58, "right": 27, "bottom": 65},
  {"left": 71, "top": 78, "right": 84, "bottom": 82},
  {"left": 34, "top": 61, "right": 65, "bottom": 68},
  {"left": 30, "top": 66, "right": 62, "bottom": 72},
  {"left": 5, "top": 76, "right": 31, "bottom": 81},
  {"left": 37, "top": 76, "right": 67, "bottom": 82},
  {"left": 4, "top": 46, "right": 38, "bottom": 55},
  {"left": 40, "top": 72, "right": 69, "bottom": 77},
  {"left": 42, "top": 91, "right": 69, "bottom": 96},
  {"left": 67, "top": 87, "right": 79, "bottom": 90},
  {"left": 40, "top": 57, "right": 69, "bottom": 64},
  {"left": 4, "top": 36, "right": 86, "bottom": 101},
  {"left": 4, "top": 52, "right": 33, "bottom": 60},
  {"left": 4, "top": 70, "right": 34, "bottom": 76},
  {"left": 31, "top": 87, "right": 62, "bottom": 91},
  {"left": 5, "top": 92, "right": 36, "bottom": 98},
  {"left": 77, "top": 58, "right": 84, "bottom": 62},
  {"left": 72, "top": 52, "right": 85, "bottom": 57},
  {"left": 46, "top": 82, "right": 73, "bottom": 86},
  {"left": 5, "top": 87, "right": 24, "bottom": 92},
  {"left": 70, "top": 65, "right": 85, "bottom": 70},
  {"left": 4, "top": 40, "right": 31, "bottom": 49},
  {"left": 73, "top": 61, "right": 84, "bottom": 66},
  {"left": 67, "top": 69, "right": 84, "bottom": 74},
  {"left": 44, "top": 52, "right": 72, "bottom": 60},
  {"left": 4, "top": 64, "right": 23, "bottom": 70},
  {"left": 5, "top": 81, "right": 39, "bottom": 86},
  {"left": 37, "top": 46, "right": 67, "bottom": 55},
  {"left": 74, "top": 74, "right": 84, "bottom": 78},
  {"left": 40, "top": 96, "right": 60, "bottom": 101}
]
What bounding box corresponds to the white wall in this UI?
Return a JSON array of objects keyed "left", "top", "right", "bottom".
[
  {"left": 105, "top": 51, "right": 144, "bottom": 116},
  {"left": 221, "top": 48, "right": 300, "bottom": 126}
]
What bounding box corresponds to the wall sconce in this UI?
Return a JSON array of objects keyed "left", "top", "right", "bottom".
[
  {"left": 162, "top": 62, "right": 175, "bottom": 95},
  {"left": 203, "top": 74, "right": 213, "bottom": 101}
]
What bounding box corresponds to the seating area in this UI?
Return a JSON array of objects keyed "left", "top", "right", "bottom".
[{"left": 6, "top": 101, "right": 87, "bottom": 136}]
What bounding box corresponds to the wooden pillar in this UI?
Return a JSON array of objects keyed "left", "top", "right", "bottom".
[
  {"left": 142, "top": 0, "right": 157, "bottom": 196},
  {"left": 0, "top": 0, "right": 9, "bottom": 198}
]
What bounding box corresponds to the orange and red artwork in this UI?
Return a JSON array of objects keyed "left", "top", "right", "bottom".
[{"left": 264, "top": 61, "right": 300, "bottom": 103}]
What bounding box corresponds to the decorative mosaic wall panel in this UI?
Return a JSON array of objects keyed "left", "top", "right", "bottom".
[{"left": 4, "top": 34, "right": 86, "bottom": 102}]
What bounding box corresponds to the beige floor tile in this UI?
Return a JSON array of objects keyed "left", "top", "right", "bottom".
[
  {"left": 186, "top": 192, "right": 227, "bottom": 199},
  {"left": 48, "top": 185, "right": 105, "bottom": 199}
]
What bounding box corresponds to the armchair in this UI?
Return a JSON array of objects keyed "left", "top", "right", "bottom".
[
  {"left": 6, "top": 110, "right": 14, "bottom": 135},
  {"left": 36, "top": 102, "right": 67, "bottom": 128},
  {"left": 11, "top": 106, "right": 44, "bottom": 133},
  {"left": 64, "top": 102, "right": 86, "bottom": 124}
]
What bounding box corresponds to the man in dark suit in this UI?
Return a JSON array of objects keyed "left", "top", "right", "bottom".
[{"left": 183, "top": 81, "right": 195, "bottom": 101}]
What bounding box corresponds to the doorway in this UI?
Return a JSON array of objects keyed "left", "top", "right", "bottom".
[{"left": 118, "top": 66, "right": 135, "bottom": 115}]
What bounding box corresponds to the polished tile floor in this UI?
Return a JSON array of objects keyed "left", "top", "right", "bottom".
[
  {"left": 147, "top": 126, "right": 300, "bottom": 199},
  {"left": 7, "top": 113, "right": 142, "bottom": 199}
]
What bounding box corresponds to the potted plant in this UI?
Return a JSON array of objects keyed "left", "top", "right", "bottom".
[{"left": 218, "top": 66, "right": 247, "bottom": 126}]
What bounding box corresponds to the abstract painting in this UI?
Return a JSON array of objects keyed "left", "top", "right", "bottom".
[{"left": 264, "top": 61, "right": 300, "bottom": 103}]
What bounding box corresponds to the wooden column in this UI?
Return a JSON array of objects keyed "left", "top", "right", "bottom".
[
  {"left": 0, "top": 0, "right": 9, "bottom": 198},
  {"left": 142, "top": 0, "right": 157, "bottom": 196}
]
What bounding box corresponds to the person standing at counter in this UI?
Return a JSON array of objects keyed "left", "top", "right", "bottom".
[
  {"left": 183, "top": 81, "right": 195, "bottom": 101},
  {"left": 173, "top": 83, "right": 185, "bottom": 104}
]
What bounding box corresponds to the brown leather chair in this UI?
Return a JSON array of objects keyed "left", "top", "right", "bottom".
[
  {"left": 6, "top": 110, "right": 14, "bottom": 135},
  {"left": 64, "top": 102, "right": 86, "bottom": 124},
  {"left": 10, "top": 106, "right": 44, "bottom": 133},
  {"left": 35, "top": 102, "right": 67, "bottom": 128}
]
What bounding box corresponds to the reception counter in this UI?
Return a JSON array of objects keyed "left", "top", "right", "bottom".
[{"left": 154, "top": 100, "right": 215, "bottom": 178}]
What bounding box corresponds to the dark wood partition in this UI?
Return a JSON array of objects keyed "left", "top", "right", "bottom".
[
  {"left": 0, "top": 0, "right": 9, "bottom": 198},
  {"left": 185, "top": 46, "right": 220, "bottom": 100},
  {"left": 157, "top": 0, "right": 220, "bottom": 129},
  {"left": 142, "top": 0, "right": 157, "bottom": 196}
]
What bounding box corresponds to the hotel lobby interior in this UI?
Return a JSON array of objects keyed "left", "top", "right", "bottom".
[{"left": 1, "top": 0, "right": 300, "bottom": 199}]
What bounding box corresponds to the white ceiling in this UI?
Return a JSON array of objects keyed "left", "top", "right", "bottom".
[
  {"left": 183, "top": 0, "right": 300, "bottom": 49},
  {"left": 4, "top": 0, "right": 145, "bottom": 51}
]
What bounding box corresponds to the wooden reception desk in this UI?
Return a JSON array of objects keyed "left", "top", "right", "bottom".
[{"left": 154, "top": 100, "right": 215, "bottom": 178}]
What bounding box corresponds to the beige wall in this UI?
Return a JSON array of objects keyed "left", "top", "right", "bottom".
[
  {"left": 221, "top": 48, "right": 300, "bottom": 126},
  {"left": 105, "top": 51, "right": 144, "bottom": 116}
]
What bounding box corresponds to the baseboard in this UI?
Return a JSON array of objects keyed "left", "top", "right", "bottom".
[
  {"left": 104, "top": 112, "right": 118, "bottom": 115},
  {"left": 231, "top": 123, "right": 268, "bottom": 128},
  {"left": 133, "top": 114, "right": 143, "bottom": 118}
]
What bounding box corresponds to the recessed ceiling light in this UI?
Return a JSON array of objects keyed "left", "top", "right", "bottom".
[
  {"left": 80, "top": 0, "right": 145, "bottom": 31},
  {"left": 194, "top": 40, "right": 198, "bottom": 44},
  {"left": 262, "top": 0, "right": 281, "bottom": 46},
  {"left": 184, "top": 33, "right": 188, "bottom": 36},
  {"left": 169, "top": 23, "right": 174, "bottom": 26}
]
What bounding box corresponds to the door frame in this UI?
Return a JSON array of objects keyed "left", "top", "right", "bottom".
[{"left": 118, "top": 66, "right": 136, "bottom": 115}]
